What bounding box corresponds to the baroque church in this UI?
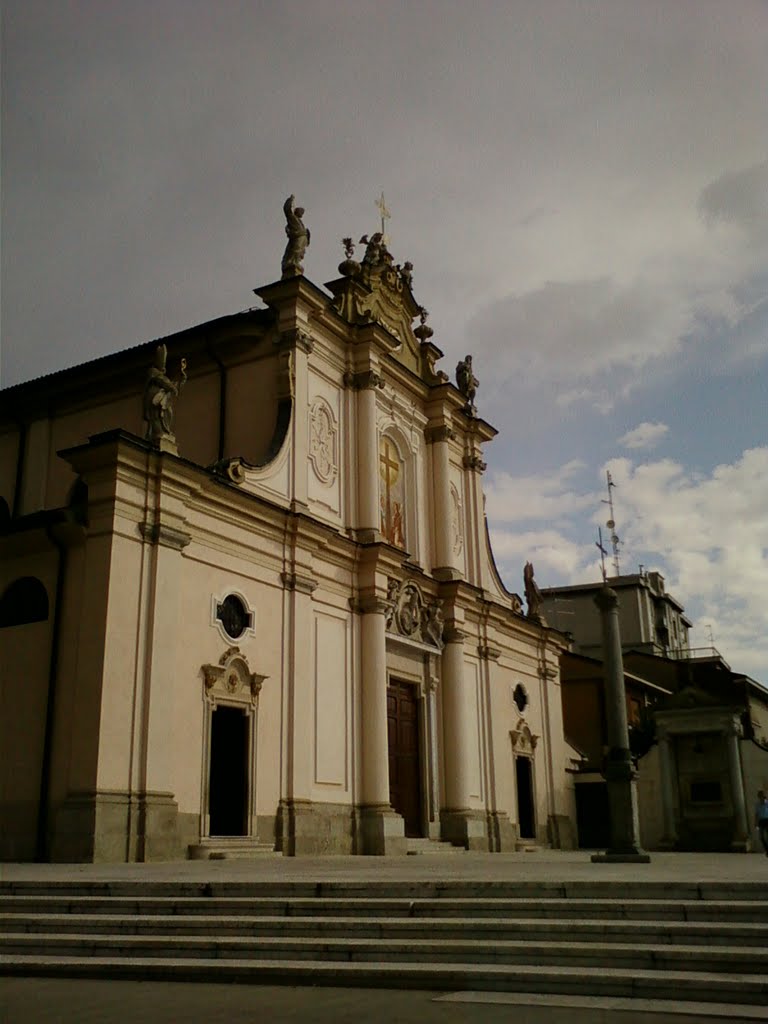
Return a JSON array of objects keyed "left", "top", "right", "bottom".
[{"left": 0, "top": 199, "right": 577, "bottom": 861}]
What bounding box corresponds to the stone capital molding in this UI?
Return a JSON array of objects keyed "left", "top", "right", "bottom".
[
  {"left": 281, "top": 571, "right": 318, "bottom": 595},
  {"left": 424, "top": 424, "right": 454, "bottom": 444},
  {"left": 478, "top": 644, "right": 502, "bottom": 661},
  {"left": 462, "top": 453, "right": 487, "bottom": 473},
  {"left": 442, "top": 625, "right": 467, "bottom": 644},
  {"left": 351, "top": 593, "right": 393, "bottom": 615},
  {"left": 275, "top": 327, "right": 314, "bottom": 353},
  {"left": 139, "top": 521, "right": 191, "bottom": 550},
  {"left": 343, "top": 369, "right": 386, "bottom": 391}
]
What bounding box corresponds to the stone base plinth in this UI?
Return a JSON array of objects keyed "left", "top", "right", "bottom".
[
  {"left": 440, "top": 809, "right": 487, "bottom": 850},
  {"left": 358, "top": 805, "right": 407, "bottom": 856},
  {"left": 547, "top": 813, "right": 577, "bottom": 850},
  {"left": 487, "top": 811, "right": 517, "bottom": 852},
  {"left": 276, "top": 799, "right": 356, "bottom": 856},
  {"left": 49, "top": 790, "right": 183, "bottom": 863}
]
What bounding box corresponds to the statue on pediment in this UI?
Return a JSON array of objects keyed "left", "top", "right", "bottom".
[
  {"left": 281, "top": 195, "right": 310, "bottom": 278},
  {"left": 524, "top": 561, "right": 545, "bottom": 623},
  {"left": 143, "top": 344, "right": 187, "bottom": 448},
  {"left": 456, "top": 354, "right": 478, "bottom": 414}
]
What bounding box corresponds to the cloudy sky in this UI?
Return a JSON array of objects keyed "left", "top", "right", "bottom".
[{"left": 3, "top": 1, "right": 767, "bottom": 678}]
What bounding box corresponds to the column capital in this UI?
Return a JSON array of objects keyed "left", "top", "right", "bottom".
[
  {"left": 352, "top": 595, "right": 393, "bottom": 616},
  {"left": 344, "top": 369, "right": 385, "bottom": 391},
  {"left": 594, "top": 585, "right": 619, "bottom": 610},
  {"left": 425, "top": 424, "right": 454, "bottom": 444},
  {"left": 462, "top": 453, "right": 487, "bottom": 473},
  {"left": 443, "top": 625, "right": 467, "bottom": 644}
]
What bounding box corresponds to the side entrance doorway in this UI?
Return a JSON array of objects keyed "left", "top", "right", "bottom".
[
  {"left": 387, "top": 680, "right": 423, "bottom": 837},
  {"left": 208, "top": 705, "right": 248, "bottom": 836},
  {"left": 515, "top": 755, "right": 536, "bottom": 840}
]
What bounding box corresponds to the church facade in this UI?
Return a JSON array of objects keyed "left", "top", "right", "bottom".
[{"left": 0, "top": 210, "right": 576, "bottom": 861}]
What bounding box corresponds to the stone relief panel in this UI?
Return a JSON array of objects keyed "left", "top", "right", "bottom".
[
  {"left": 450, "top": 482, "right": 464, "bottom": 556},
  {"left": 309, "top": 397, "right": 338, "bottom": 485},
  {"left": 307, "top": 374, "right": 342, "bottom": 520},
  {"left": 385, "top": 579, "right": 444, "bottom": 650}
]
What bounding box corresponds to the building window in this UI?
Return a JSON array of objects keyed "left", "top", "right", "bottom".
[
  {"left": 215, "top": 594, "right": 252, "bottom": 641},
  {"left": 513, "top": 683, "right": 529, "bottom": 714},
  {"left": 0, "top": 577, "right": 49, "bottom": 628},
  {"left": 379, "top": 435, "right": 406, "bottom": 548}
]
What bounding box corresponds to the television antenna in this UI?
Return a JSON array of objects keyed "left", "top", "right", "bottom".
[
  {"left": 596, "top": 526, "right": 609, "bottom": 583},
  {"left": 601, "top": 470, "right": 621, "bottom": 577}
]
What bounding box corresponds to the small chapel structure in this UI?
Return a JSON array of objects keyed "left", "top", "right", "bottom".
[{"left": 0, "top": 200, "right": 577, "bottom": 861}]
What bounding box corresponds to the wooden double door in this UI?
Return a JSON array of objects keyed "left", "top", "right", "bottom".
[{"left": 387, "top": 680, "right": 423, "bottom": 837}]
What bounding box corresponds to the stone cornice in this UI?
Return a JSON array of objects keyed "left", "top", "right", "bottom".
[{"left": 478, "top": 645, "right": 502, "bottom": 661}]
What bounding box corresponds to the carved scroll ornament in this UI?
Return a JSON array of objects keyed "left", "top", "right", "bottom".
[{"left": 385, "top": 579, "right": 445, "bottom": 650}]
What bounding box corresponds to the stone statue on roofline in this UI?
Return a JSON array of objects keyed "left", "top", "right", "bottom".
[
  {"left": 455, "top": 354, "right": 479, "bottom": 415},
  {"left": 523, "top": 561, "right": 546, "bottom": 624},
  {"left": 143, "top": 344, "right": 187, "bottom": 451},
  {"left": 281, "top": 195, "right": 310, "bottom": 278}
]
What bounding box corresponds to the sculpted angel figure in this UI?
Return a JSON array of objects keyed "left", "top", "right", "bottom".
[
  {"left": 523, "top": 561, "right": 544, "bottom": 622},
  {"left": 143, "top": 344, "right": 187, "bottom": 446},
  {"left": 281, "top": 195, "right": 310, "bottom": 278}
]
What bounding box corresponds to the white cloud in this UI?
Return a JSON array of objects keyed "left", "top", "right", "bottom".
[
  {"left": 618, "top": 421, "right": 669, "bottom": 450},
  {"left": 486, "top": 447, "right": 768, "bottom": 681},
  {"left": 485, "top": 460, "right": 594, "bottom": 525}
]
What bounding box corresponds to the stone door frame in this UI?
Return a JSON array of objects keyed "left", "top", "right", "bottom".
[{"left": 200, "top": 647, "right": 266, "bottom": 841}]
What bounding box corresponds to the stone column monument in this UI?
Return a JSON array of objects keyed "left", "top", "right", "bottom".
[{"left": 591, "top": 585, "right": 651, "bottom": 863}]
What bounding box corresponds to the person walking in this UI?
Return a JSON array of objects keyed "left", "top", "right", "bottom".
[{"left": 755, "top": 789, "right": 768, "bottom": 855}]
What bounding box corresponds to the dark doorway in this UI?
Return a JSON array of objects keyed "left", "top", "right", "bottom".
[
  {"left": 387, "top": 680, "right": 423, "bottom": 837},
  {"left": 515, "top": 756, "right": 536, "bottom": 840},
  {"left": 209, "top": 706, "right": 248, "bottom": 836},
  {"left": 574, "top": 781, "right": 610, "bottom": 848}
]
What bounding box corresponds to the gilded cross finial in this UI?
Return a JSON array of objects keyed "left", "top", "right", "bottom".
[{"left": 375, "top": 190, "right": 391, "bottom": 244}]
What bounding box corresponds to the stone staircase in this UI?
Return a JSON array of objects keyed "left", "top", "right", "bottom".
[{"left": 1, "top": 878, "right": 766, "bottom": 1008}]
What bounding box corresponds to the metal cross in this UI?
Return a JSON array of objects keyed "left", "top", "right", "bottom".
[{"left": 375, "top": 190, "right": 391, "bottom": 242}]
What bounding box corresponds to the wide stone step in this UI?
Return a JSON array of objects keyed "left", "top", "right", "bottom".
[
  {"left": 1, "top": 894, "right": 763, "bottom": 922},
  {"left": 2, "top": 954, "right": 766, "bottom": 1005},
  {"left": 2, "top": 932, "right": 765, "bottom": 975},
  {"left": 1, "top": 880, "right": 764, "bottom": 901},
  {"left": 3, "top": 912, "right": 766, "bottom": 947}
]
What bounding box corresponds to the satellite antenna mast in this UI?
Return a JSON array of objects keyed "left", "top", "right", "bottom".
[
  {"left": 601, "top": 470, "right": 621, "bottom": 577},
  {"left": 596, "top": 527, "right": 609, "bottom": 583}
]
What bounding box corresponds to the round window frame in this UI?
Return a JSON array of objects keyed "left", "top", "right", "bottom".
[{"left": 211, "top": 591, "right": 255, "bottom": 644}]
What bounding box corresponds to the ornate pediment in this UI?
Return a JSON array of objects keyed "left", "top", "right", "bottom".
[
  {"left": 202, "top": 646, "right": 267, "bottom": 705},
  {"left": 385, "top": 578, "right": 444, "bottom": 650},
  {"left": 511, "top": 717, "right": 538, "bottom": 755},
  {"left": 326, "top": 236, "right": 447, "bottom": 383}
]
